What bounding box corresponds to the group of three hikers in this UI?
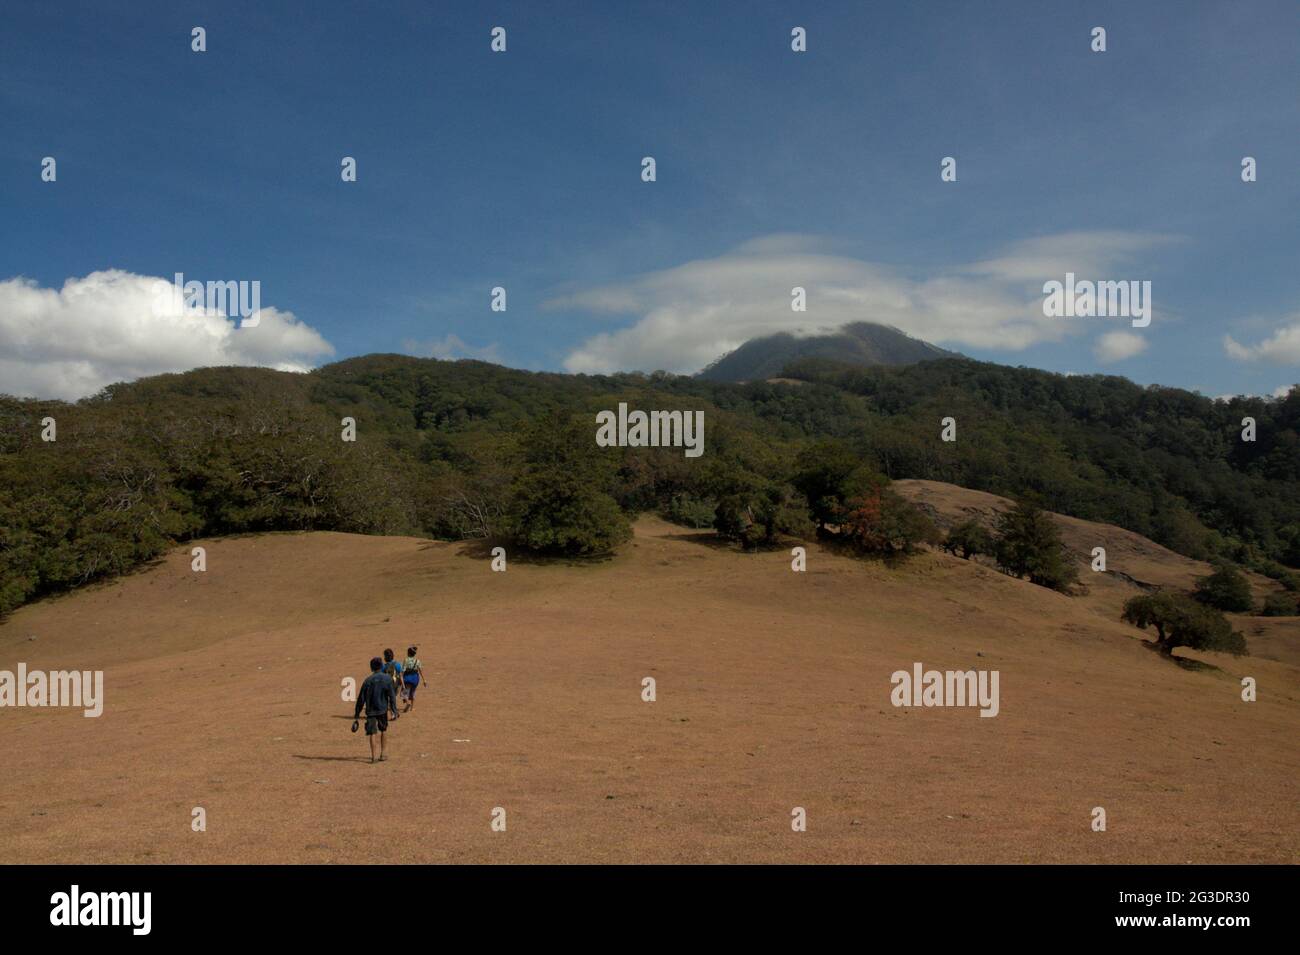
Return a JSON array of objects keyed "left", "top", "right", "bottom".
[{"left": 352, "top": 646, "right": 425, "bottom": 763}]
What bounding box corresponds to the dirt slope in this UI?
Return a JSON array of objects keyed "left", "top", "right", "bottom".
[{"left": 1, "top": 493, "right": 1297, "bottom": 864}]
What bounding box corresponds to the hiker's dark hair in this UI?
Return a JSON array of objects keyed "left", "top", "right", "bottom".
[
  {"left": 407, "top": 646, "right": 417, "bottom": 657},
  {"left": 383, "top": 648, "right": 394, "bottom": 662},
  {"left": 370, "top": 657, "right": 383, "bottom": 671}
]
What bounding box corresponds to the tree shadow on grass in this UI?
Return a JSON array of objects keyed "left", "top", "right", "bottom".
[
  {"left": 814, "top": 534, "right": 925, "bottom": 570},
  {"left": 451, "top": 537, "right": 617, "bottom": 566},
  {"left": 1141, "top": 640, "right": 1221, "bottom": 672},
  {"left": 661, "top": 526, "right": 814, "bottom": 556},
  {"left": 661, "top": 531, "right": 744, "bottom": 552},
  {"left": 660, "top": 529, "right": 922, "bottom": 569}
]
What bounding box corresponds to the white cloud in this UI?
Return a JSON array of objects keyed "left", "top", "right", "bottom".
[
  {"left": 402, "top": 334, "right": 500, "bottom": 363},
  {"left": 963, "top": 231, "right": 1177, "bottom": 283},
  {"left": 1212, "top": 385, "right": 1297, "bottom": 402},
  {"left": 1223, "top": 317, "right": 1300, "bottom": 364},
  {"left": 551, "top": 232, "right": 1172, "bottom": 374},
  {"left": 1093, "top": 330, "right": 1149, "bottom": 363},
  {"left": 0, "top": 270, "right": 334, "bottom": 400}
]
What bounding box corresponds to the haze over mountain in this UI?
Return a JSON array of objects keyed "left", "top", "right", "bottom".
[{"left": 698, "top": 322, "right": 959, "bottom": 383}]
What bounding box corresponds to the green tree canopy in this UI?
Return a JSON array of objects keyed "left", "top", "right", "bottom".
[
  {"left": 944, "top": 519, "right": 994, "bottom": 559},
  {"left": 994, "top": 500, "right": 1079, "bottom": 593},
  {"left": 1192, "top": 563, "right": 1254, "bottom": 613},
  {"left": 1122, "top": 591, "right": 1247, "bottom": 656},
  {"left": 501, "top": 414, "right": 631, "bottom": 556}
]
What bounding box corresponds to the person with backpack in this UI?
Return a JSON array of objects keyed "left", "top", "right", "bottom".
[{"left": 402, "top": 645, "right": 425, "bottom": 713}]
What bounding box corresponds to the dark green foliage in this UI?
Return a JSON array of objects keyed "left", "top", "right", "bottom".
[
  {"left": 1192, "top": 563, "right": 1255, "bottom": 613},
  {"left": 500, "top": 414, "right": 630, "bottom": 556},
  {"left": 1122, "top": 591, "right": 1248, "bottom": 656},
  {"left": 661, "top": 493, "right": 717, "bottom": 529},
  {"left": 944, "top": 519, "right": 994, "bottom": 559},
  {"left": 783, "top": 361, "right": 1300, "bottom": 569},
  {"left": 0, "top": 381, "right": 417, "bottom": 614},
  {"left": 792, "top": 440, "right": 884, "bottom": 532},
  {"left": 713, "top": 481, "right": 811, "bottom": 549},
  {"left": 504, "top": 477, "right": 629, "bottom": 556},
  {"left": 1254, "top": 560, "right": 1299, "bottom": 592},
  {"left": 1259, "top": 592, "right": 1298, "bottom": 617},
  {"left": 2, "top": 353, "right": 1297, "bottom": 614},
  {"left": 837, "top": 487, "right": 939, "bottom": 556},
  {"left": 994, "top": 500, "right": 1079, "bottom": 593}
]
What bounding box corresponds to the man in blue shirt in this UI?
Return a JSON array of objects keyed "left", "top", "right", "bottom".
[
  {"left": 352, "top": 656, "right": 399, "bottom": 763},
  {"left": 382, "top": 648, "right": 405, "bottom": 703}
]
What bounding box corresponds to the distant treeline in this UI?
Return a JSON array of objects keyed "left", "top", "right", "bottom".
[
  {"left": 776, "top": 356, "right": 1300, "bottom": 572},
  {"left": 1, "top": 354, "right": 1296, "bottom": 615}
]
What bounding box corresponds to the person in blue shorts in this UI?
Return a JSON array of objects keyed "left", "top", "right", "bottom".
[{"left": 402, "top": 645, "right": 425, "bottom": 713}]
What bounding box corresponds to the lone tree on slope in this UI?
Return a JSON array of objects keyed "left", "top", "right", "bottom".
[
  {"left": 1121, "top": 591, "right": 1247, "bottom": 657},
  {"left": 994, "top": 500, "right": 1078, "bottom": 593}
]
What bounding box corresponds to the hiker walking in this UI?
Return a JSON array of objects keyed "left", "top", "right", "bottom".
[
  {"left": 401, "top": 645, "right": 425, "bottom": 713},
  {"left": 382, "top": 648, "right": 405, "bottom": 703},
  {"left": 352, "top": 656, "right": 399, "bottom": 763}
]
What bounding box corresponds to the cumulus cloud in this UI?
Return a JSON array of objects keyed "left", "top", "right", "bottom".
[
  {"left": 550, "top": 232, "right": 1172, "bottom": 374},
  {"left": 0, "top": 270, "right": 334, "bottom": 400},
  {"left": 402, "top": 334, "right": 501, "bottom": 363},
  {"left": 1093, "top": 330, "right": 1149, "bottom": 363},
  {"left": 1223, "top": 317, "right": 1300, "bottom": 364}
]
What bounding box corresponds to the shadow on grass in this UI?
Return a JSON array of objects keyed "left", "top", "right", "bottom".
[
  {"left": 663, "top": 527, "right": 926, "bottom": 567},
  {"left": 661, "top": 531, "right": 746, "bottom": 552},
  {"left": 814, "top": 534, "right": 923, "bottom": 570},
  {"left": 292, "top": 754, "right": 373, "bottom": 763},
  {"left": 660, "top": 522, "right": 814, "bottom": 556},
  {"left": 1141, "top": 640, "right": 1222, "bottom": 672},
  {"left": 450, "top": 537, "right": 618, "bottom": 566}
]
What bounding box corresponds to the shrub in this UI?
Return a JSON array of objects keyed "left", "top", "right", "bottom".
[
  {"left": 661, "top": 493, "right": 718, "bottom": 529},
  {"left": 944, "top": 519, "right": 994, "bottom": 559},
  {"left": 1260, "top": 592, "right": 1299, "bottom": 617},
  {"left": 1122, "top": 591, "right": 1247, "bottom": 656},
  {"left": 714, "top": 483, "right": 810, "bottom": 549},
  {"left": 792, "top": 441, "right": 883, "bottom": 534},
  {"left": 836, "top": 487, "right": 938, "bottom": 556},
  {"left": 501, "top": 415, "right": 631, "bottom": 556},
  {"left": 994, "top": 500, "right": 1078, "bottom": 593},
  {"left": 1254, "top": 559, "right": 1299, "bottom": 592},
  {"left": 1193, "top": 563, "right": 1254, "bottom": 612},
  {"left": 504, "top": 474, "right": 630, "bottom": 555}
]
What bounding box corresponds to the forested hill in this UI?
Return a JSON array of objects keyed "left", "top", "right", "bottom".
[
  {"left": 698, "top": 321, "right": 958, "bottom": 382},
  {"left": 1, "top": 352, "right": 1297, "bottom": 614}
]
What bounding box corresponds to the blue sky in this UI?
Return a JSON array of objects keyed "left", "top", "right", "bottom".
[{"left": 2, "top": 0, "right": 1297, "bottom": 400}]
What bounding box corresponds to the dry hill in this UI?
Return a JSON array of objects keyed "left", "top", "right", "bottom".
[{"left": 1, "top": 483, "right": 1295, "bottom": 863}]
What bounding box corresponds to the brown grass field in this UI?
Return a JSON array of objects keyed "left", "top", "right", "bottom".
[{"left": 1, "top": 481, "right": 1296, "bottom": 863}]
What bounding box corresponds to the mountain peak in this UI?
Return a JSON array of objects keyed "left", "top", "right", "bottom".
[{"left": 697, "top": 322, "right": 958, "bottom": 382}]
